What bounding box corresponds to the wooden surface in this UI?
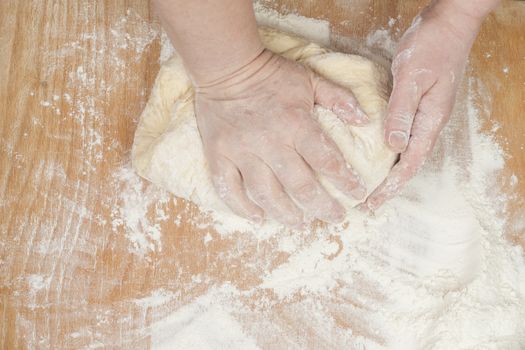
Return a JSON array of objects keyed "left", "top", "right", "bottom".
[{"left": 1, "top": 0, "right": 524, "bottom": 348}]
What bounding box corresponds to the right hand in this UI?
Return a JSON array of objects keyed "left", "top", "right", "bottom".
[{"left": 195, "top": 50, "right": 369, "bottom": 227}]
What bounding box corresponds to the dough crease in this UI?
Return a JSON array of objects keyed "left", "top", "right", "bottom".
[{"left": 132, "top": 27, "right": 397, "bottom": 219}]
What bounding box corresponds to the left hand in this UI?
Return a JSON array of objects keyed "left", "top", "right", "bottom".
[{"left": 364, "top": 2, "right": 485, "bottom": 210}]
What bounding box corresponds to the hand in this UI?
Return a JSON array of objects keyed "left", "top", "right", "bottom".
[
  {"left": 364, "top": 2, "right": 485, "bottom": 210},
  {"left": 196, "top": 50, "right": 369, "bottom": 226}
]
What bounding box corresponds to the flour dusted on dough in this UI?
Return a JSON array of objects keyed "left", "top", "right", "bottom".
[{"left": 132, "top": 27, "right": 396, "bottom": 223}]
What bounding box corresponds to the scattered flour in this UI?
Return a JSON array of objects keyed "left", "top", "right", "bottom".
[
  {"left": 140, "top": 5, "right": 525, "bottom": 350},
  {"left": 253, "top": 2, "right": 331, "bottom": 45},
  {"left": 4, "top": 2, "right": 523, "bottom": 348},
  {"left": 111, "top": 165, "right": 171, "bottom": 257},
  {"left": 134, "top": 288, "right": 177, "bottom": 308},
  {"left": 26, "top": 274, "right": 51, "bottom": 292},
  {"left": 366, "top": 29, "right": 397, "bottom": 55},
  {"left": 151, "top": 287, "right": 260, "bottom": 350}
]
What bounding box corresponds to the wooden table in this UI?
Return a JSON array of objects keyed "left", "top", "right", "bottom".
[{"left": 1, "top": 1, "right": 523, "bottom": 348}]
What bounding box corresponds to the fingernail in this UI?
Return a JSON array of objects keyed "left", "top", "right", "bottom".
[
  {"left": 388, "top": 131, "right": 408, "bottom": 151},
  {"left": 350, "top": 187, "right": 367, "bottom": 200}
]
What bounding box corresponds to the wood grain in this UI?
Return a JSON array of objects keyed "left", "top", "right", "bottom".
[{"left": 1, "top": 1, "right": 524, "bottom": 349}]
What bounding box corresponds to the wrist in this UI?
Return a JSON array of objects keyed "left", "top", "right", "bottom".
[
  {"left": 154, "top": 0, "right": 265, "bottom": 88},
  {"left": 423, "top": 0, "right": 493, "bottom": 42},
  {"left": 431, "top": 0, "right": 499, "bottom": 24},
  {"left": 195, "top": 49, "right": 277, "bottom": 98},
  {"left": 451, "top": 0, "right": 500, "bottom": 20},
  {"left": 188, "top": 42, "right": 266, "bottom": 88}
]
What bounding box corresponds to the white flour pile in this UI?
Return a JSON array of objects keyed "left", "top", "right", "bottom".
[{"left": 114, "top": 5, "right": 525, "bottom": 350}]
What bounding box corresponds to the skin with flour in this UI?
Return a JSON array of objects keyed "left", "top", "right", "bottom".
[
  {"left": 154, "top": 0, "right": 500, "bottom": 225},
  {"left": 365, "top": 0, "right": 501, "bottom": 210}
]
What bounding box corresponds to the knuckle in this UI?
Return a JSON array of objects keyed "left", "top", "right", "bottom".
[
  {"left": 290, "top": 181, "right": 319, "bottom": 202},
  {"left": 276, "top": 212, "right": 302, "bottom": 227},
  {"left": 391, "top": 48, "right": 414, "bottom": 76},
  {"left": 250, "top": 189, "right": 270, "bottom": 206},
  {"left": 250, "top": 132, "right": 282, "bottom": 151},
  {"left": 408, "top": 68, "right": 432, "bottom": 80},
  {"left": 392, "top": 79, "right": 420, "bottom": 101},
  {"left": 208, "top": 133, "right": 233, "bottom": 153},
  {"left": 387, "top": 111, "right": 414, "bottom": 128},
  {"left": 317, "top": 153, "right": 343, "bottom": 174},
  {"left": 413, "top": 112, "right": 441, "bottom": 134},
  {"left": 404, "top": 161, "right": 424, "bottom": 178},
  {"left": 402, "top": 152, "right": 428, "bottom": 176},
  {"left": 237, "top": 131, "right": 258, "bottom": 147}
]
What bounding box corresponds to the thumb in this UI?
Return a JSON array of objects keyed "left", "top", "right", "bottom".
[{"left": 313, "top": 76, "right": 369, "bottom": 126}]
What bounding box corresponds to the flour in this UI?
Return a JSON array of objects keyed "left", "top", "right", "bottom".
[
  {"left": 46, "top": 9, "right": 166, "bottom": 256},
  {"left": 111, "top": 165, "right": 171, "bottom": 257},
  {"left": 150, "top": 286, "right": 260, "bottom": 350},
  {"left": 140, "top": 6, "right": 525, "bottom": 350},
  {"left": 253, "top": 2, "right": 331, "bottom": 45},
  {"left": 134, "top": 288, "right": 177, "bottom": 308},
  {"left": 366, "top": 29, "right": 397, "bottom": 55},
  {"left": 26, "top": 274, "right": 51, "bottom": 292}
]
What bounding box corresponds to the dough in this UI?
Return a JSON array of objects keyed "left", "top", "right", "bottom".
[{"left": 132, "top": 27, "right": 397, "bottom": 220}]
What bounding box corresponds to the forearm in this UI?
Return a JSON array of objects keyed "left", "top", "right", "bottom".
[
  {"left": 452, "top": 0, "right": 501, "bottom": 19},
  {"left": 433, "top": 0, "right": 501, "bottom": 23},
  {"left": 416, "top": 0, "right": 501, "bottom": 44},
  {"left": 154, "top": 0, "right": 263, "bottom": 86}
]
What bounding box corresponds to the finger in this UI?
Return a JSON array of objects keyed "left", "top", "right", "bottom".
[
  {"left": 384, "top": 56, "right": 439, "bottom": 153},
  {"left": 294, "top": 123, "right": 367, "bottom": 201},
  {"left": 383, "top": 74, "right": 423, "bottom": 153},
  {"left": 209, "top": 155, "right": 264, "bottom": 223},
  {"left": 237, "top": 154, "right": 304, "bottom": 227},
  {"left": 364, "top": 115, "right": 434, "bottom": 211},
  {"left": 313, "top": 76, "right": 369, "bottom": 126},
  {"left": 266, "top": 147, "right": 346, "bottom": 224},
  {"left": 366, "top": 104, "right": 447, "bottom": 211}
]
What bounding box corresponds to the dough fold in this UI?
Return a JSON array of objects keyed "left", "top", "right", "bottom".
[{"left": 132, "top": 27, "right": 397, "bottom": 218}]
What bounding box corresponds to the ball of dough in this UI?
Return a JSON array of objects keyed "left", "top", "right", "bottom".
[{"left": 132, "top": 27, "right": 397, "bottom": 220}]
